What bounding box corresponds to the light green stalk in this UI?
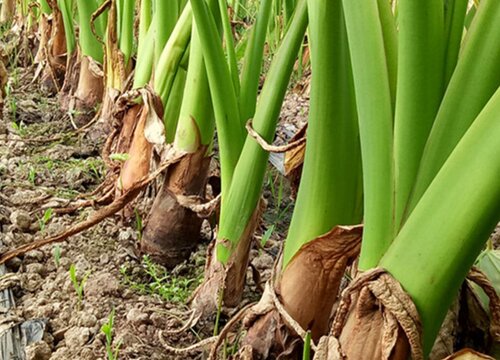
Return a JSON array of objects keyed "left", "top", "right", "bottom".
[
  {"left": 76, "top": 0, "right": 104, "bottom": 63},
  {"left": 174, "top": 22, "right": 215, "bottom": 150},
  {"left": 376, "top": 0, "right": 397, "bottom": 110},
  {"left": 217, "top": 0, "right": 240, "bottom": 95},
  {"left": 58, "top": 0, "right": 76, "bottom": 54},
  {"left": 154, "top": 0, "right": 179, "bottom": 66},
  {"left": 238, "top": 0, "right": 273, "bottom": 125},
  {"left": 40, "top": 0, "right": 52, "bottom": 14},
  {"left": 443, "top": 0, "right": 468, "bottom": 85},
  {"left": 283, "top": 0, "right": 362, "bottom": 267},
  {"left": 381, "top": 87, "right": 500, "bottom": 355},
  {"left": 139, "top": 0, "right": 152, "bottom": 41},
  {"left": 189, "top": 0, "right": 244, "bottom": 194},
  {"left": 119, "top": 0, "right": 135, "bottom": 66},
  {"left": 133, "top": 20, "right": 156, "bottom": 89},
  {"left": 153, "top": 4, "right": 192, "bottom": 106},
  {"left": 393, "top": 0, "right": 445, "bottom": 229},
  {"left": 163, "top": 67, "right": 187, "bottom": 144},
  {"left": 217, "top": 0, "right": 308, "bottom": 264},
  {"left": 342, "top": 0, "right": 394, "bottom": 269},
  {"left": 408, "top": 0, "right": 500, "bottom": 216}
]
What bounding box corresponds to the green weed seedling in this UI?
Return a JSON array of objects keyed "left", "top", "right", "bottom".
[
  {"left": 101, "top": 308, "right": 122, "bottom": 360},
  {"left": 53, "top": 245, "right": 61, "bottom": 268},
  {"left": 134, "top": 209, "right": 143, "bottom": 241},
  {"left": 69, "top": 264, "right": 90, "bottom": 310},
  {"left": 37, "top": 208, "right": 53, "bottom": 234}
]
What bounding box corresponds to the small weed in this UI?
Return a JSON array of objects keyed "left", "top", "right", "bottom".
[
  {"left": 109, "top": 153, "right": 130, "bottom": 162},
  {"left": 53, "top": 245, "right": 61, "bottom": 268},
  {"left": 69, "top": 264, "right": 91, "bottom": 310},
  {"left": 120, "top": 255, "right": 202, "bottom": 303},
  {"left": 37, "top": 208, "right": 53, "bottom": 234},
  {"left": 134, "top": 209, "right": 143, "bottom": 241},
  {"left": 28, "top": 166, "right": 36, "bottom": 185},
  {"left": 101, "top": 308, "right": 122, "bottom": 360},
  {"left": 260, "top": 224, "right": 275, "bottom": 248}
]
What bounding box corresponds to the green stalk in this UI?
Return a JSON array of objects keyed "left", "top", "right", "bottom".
[
  {"left": 283, "top": 0, "right": 295, "bottom": 25},
  {"left": 174, "top": 22, "right": 215, "bottom": 150},
  {"left": 189, "top": 0, "right": 245, "bottom": 194},
  {"left": 443, "top": 0, "right": 468, "bottom": 85},
  {"left": 154, "top": 0, "right": 179, "bottom": 66},
  {"left": 40, "top": 0, "right": 52, "bottom": 14},
  {"left": 164, "top": 66, "right": 188, "bottom": 144},
  {"left": 380, "top": 87, "right": 500, "bottom": 355},
  {"left": 218, "top": 0, "right": 240, "bottom": 95},
  {"left": 119, "top": 0, "right": 135, "bottom": 66},
  {"left": 153, "top": 4, "right": 192, "bottom": 107},
  {"left": 76, "top": 0, "right": 104, "bottom": 63},
  {"left": 408, "top": 0, "right": 500, "bottom": 216},
  {"left": 139, "top": 0, "right": 152, "bottom": 41},
  {"left": 133, "top": 20, "right": 156, "bottom": 89},
  {"left": 238, "top": 0, "right": 273, "bottom": 125},
  {"left": 376, "top": 0, "right": 397, "bottom": 110},
  {"left": 283, "top": 0, "right": 362, "bottom": 267},
  {"left": 216, "top": 0, "right": 307, "bottom": 264},
  {"left": 464, "top": 3, "right": 476, "bottom": 29},
  {"left": 393, "top": 0, "right": 445, "bottom": 229},
  {"left": 341, "top": 0, "right": 394, "bottom": 270},
  {"left": 58, "top": 0, "right": 76, "bottom": 54}
]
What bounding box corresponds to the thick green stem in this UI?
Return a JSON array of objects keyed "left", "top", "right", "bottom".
[
  {"left": 381, "top": 87, "right": 500, "bottom": 355},
  {"left": 40, "top": 0, "right": 52, "bottom": 14},
  {"left": 393, "top": 0, "right": 445, "bottom": 229},
  {"left": 283, "top": 0, "right": 362, "bottom": 267},
  {"left": 342, "top": 0, "right": 394, "bottom": 270},
  {"left": 408, "top": 0, "right": 500, "bottom": 216},
  {"left": 217, "top": 0, "right": 308, "bottom": 264}
]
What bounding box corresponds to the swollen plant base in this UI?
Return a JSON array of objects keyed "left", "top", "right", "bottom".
[
  {"left": 190, "top": 201, "right": 266, "bottom": 318},
  {"left": 140, "top": 146, "right": 211, "bottom": 268},
  {"left": 242, "top": 225, "right": 362, "bottom": 359},
  {"left": 40, "top": 7, "right": 67, "bottom": 94}
]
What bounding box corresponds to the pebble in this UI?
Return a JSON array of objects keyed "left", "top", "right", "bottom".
[
  {"left": 26, "top": 341, "right": 52, "bottom": 360},
  {"left": 126, "top": 308, "right": 149, "bottom": 325},
  {"left": 64, "top": 327, "right": 91, "bottom": 349},
  {"left": 26, "top": 263, "right": 46, "bottom": 276},
  {"left": 78, "top": 313, "right": 97, "bottom": 328},
  {"left": 10, "top": 209, "right": 32, "bottom": 231}
]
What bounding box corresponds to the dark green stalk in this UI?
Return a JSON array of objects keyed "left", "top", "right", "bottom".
[
  {"left": 283, "top": 0, "right": 362, "bottom": 266},
  {"left": 342, "top": 0, "right": 395, "bottom": 269},
  {"left": 217, "top": 0, "right": 308, "bottom": 264}
]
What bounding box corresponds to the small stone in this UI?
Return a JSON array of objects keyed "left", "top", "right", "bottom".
[
  {"left": 64, "top": 327, "right": 91, "bottom": 349},
  {"left": 85, "top": 272, "right": 121, "bottom": 297},
  {"left": 126, "top": 308, "right": 149, "bottom": 325},
  {"left": 78, "top": 313, "right": 97, "bottom": 328},
  {"left": 25, "top": 250, "right": 45, "bottom": 262},
  {"left": 10, "top": 210, "right": 32, "bottom": 231},
  {"left": 26, "top": 341, "right": 52, "bottom": 360},
  {"left": 26, "top": 263, "right": 46, "bottom": 276},
  {"left": 99, "top": 253, "right": 109, "bottom": 265}
]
